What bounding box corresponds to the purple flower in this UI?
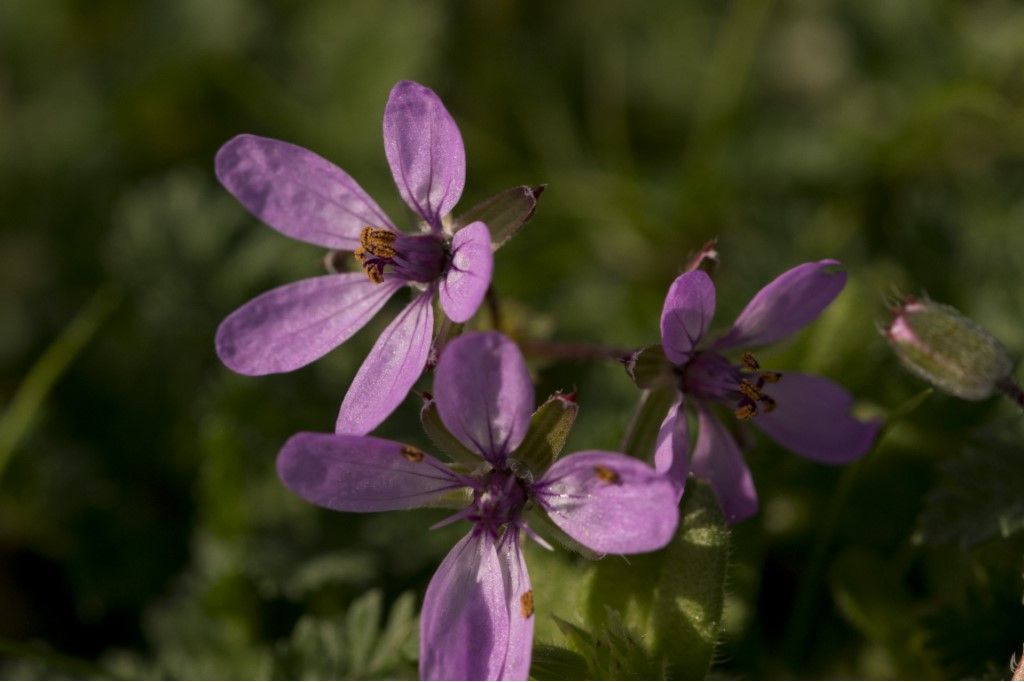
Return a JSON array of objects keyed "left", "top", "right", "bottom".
[
  {"left": 653, "top": 261, "right": 881, "bottom": 523},
  {"left": 214, "top": 81, "right": 493, "bottom": 435},
  {"left": 277, "top": 332, "right": 680, "bottom": 680}
]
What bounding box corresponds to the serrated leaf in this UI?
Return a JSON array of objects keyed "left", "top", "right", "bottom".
[
  {"left": 419, "top": 397, "right": 479, "bottom": 465},
  {"left": 915, "top": 429, "right": 1024, "bottom": 547},
  {"left": 624, "top": 344, "right": 675, "bottom": 390},
  {"left": 620, "top": 385, "right": 678, "bottom": 461},
  {"left": 511, "top": 392, "right": 579, "bottom": 475},
  {"left": 454, "top": 184, "right": 545, "bottom": 249},
  {"left": 529, "top": 644, "right": 589, "bottom": 680},
  {"left": 367, "top": 591, "right": 418, "bottom": 674},
  {"left": 345, "top": 589, "right": 382, "bottom": 676}
]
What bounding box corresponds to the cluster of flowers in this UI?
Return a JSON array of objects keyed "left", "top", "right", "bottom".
[{"left": 214, "top": 81, "right": 880, "bottom": 680}]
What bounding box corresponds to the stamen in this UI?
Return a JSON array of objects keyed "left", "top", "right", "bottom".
[
  {"left": 359, "top": 226, "right": 397, "bottom": 258},
  {"left": 520, "top": 591, "right": 535, "bottom": 618},
  {"left": 738, "top": 379, "right": 762, "bottom": 402},
  {"left": 741, "top": 352, "right": 760, "bottom": 371},
  {"left": 400, "top": 445, "right": 425, "bottom": 463},
  {"left": 594, "top": 465, "right": 621, "bottom": 484},
  {"left": 759, "top": 371, "right": 782, "bottom": 383},
  {"left": 734, "top": 402, "right": 757, "bottom": 420},
  {"left": 759, "top": 395, "right": 777, "bottom": 413}
]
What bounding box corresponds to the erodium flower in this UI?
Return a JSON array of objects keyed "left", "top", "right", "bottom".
[
  {"left": 214, "top": 80, "right": 493, "bottom": 435},
  {"left": 649, "top": 261, "right": 881, "bottom": 523},
  {"left": 277, "top": 332, "right": 679, "bottom": 680}
]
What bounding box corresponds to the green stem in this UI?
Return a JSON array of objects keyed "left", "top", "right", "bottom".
[
  {"left": 0, "top": 286, "right": 120, "bottom": 481},
  {"left": 782, "top": 388, "right": 932, "bottom": 666}
]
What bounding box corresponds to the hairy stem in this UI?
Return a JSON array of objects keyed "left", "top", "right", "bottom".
[{"left": 519, "top": 339, "right": 632, "bottom": 363}]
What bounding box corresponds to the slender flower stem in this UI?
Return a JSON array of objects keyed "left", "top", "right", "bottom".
[
  {"left": 519, "top": 339, "right": 632, "bottom": 363},
  {"left": 485, "top": 284, "right": 503, "bottom": 331}
]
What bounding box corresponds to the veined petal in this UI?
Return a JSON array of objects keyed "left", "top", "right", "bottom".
[
  {"left": 215, "top": 274, "right": 401, "bottom": 375},
  {"left": 336, "top": 289, "right": 434, "bottom": 435},
  {"left": 276, "top": 432, "right": 463, "bottom": 512},
  {"left": 653, "top": 395, "right": 689, "bottom": 500},
  {"left": 714, "top": 260, "right": 846, "bottom": 350},
  {"left": 753, "top": 372, "right": 880, "bottom": 464},
  {"left": 440, "top": 221, "right": 493, "bottom": 323},
  {"left": 383, "top": 81, "right": 465, "bottom": 230},
  {"left": 691, "top": 407, "right": 757, "bottom": 524},
  {"left": 661, "top": 270, "right": 716, "bottom": 365},
  {"left": 498, "top": 534, "right": 534, "bottom": 680},
  {"left": 420, "top": 532, "right": 509, "bottom": 681},
  {"left": 434, "top": 332, "right": 535, "bottom": 464},
  {"left": 215, "top": 134, "right": 394, "bottom": 249},
  {"left": 535, "top": 451, "right": 679, "bottom": 555}
]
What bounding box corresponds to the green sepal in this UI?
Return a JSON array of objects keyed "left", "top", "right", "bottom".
[
  {"left": 454, "top": 184, "right": 545, "bottom": 250},
  {"left": 619, "top": 384, "right": 678, "bottom": 461},
  {"left": 525, "top": 506, "right": 602, "bottom": 561},
  {"left": 624, "top": 344, "right": 675, "bottom": 389},
  {"left": 510, "top": 391, "right": 578, "bottom": 475},
  {"left": 419, "top": 397, "right": 479, "bottom": 466}
]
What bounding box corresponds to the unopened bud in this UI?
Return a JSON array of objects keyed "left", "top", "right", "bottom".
[{"left": 884, "top": 297, "right": 1014, "bottom": 400}]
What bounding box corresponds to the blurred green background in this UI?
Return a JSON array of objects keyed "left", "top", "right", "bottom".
[{"left": 2, "top": 0, "right": 1024, "bottom": 678}]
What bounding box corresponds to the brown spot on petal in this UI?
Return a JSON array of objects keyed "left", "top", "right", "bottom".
[
  {"left": 400, "top": 445, "right": 425, "bottom": 463},
  {"left": 594, "top": 465, "right": 620, "bottom": 484},
  {"left": 520, "top": 590, "right": 534, "bottom": 618}
]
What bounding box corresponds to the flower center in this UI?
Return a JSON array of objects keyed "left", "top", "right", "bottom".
[
  {"left": 681, "top": 351, "right": 782, "bottom": 420},
  {"left": 469, "top": 469, "right": 529, "bottom": 538},
  {"left": 354, "top": 227, "right": 447, "bottom": 284}
]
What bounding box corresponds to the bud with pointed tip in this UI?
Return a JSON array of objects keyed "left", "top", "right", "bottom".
[{"left": 884, "top": 297, "right": 1015, "bottom": 401}]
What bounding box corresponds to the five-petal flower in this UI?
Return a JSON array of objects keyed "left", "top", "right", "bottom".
[
  {"left": 277, "top": 332, "right": 680, "bottom": 680},
  {"left": 652, "top": 261, "right": 881, "bottom": 523},
  {"left": 214, "top": 80, "right": 493, "bottom": 435}
]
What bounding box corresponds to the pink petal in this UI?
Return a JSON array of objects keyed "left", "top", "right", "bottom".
[
  {"left": 335, "top": 290, "right": 434, "bottom": 435},
  {"left": 215, "top": 274, "right": 401, "bottom": 375},
  {"left": 536, "top": 451, "right": 679, "bottom": 555},
  {"left": 420, "top": 532, "right": 509, "bottom": 681},
  {"left": 653, "top": 395, "right": 689, "bottom": 500},
  {"left": 498, "top": 535, "right": 534, "bottom": 680},
  {"left": 661, "top": 270, "right": 716, "bottom": 365},
  {"left": 434, "top": 332, "right": 535, "bottom": 464},
  {"left": 440, "top": 221, "right": 493, "bottom": 324},
  {"left": 215, "top": 134, "right": 394, "bottom": 249},
  {"left": 753, "top": 372, "right": 880, "bottom": 464},
  {"left": 714, "top": 260, "right": 846, "bottom": 351},
  {"left": 691, "top": 407, "right": 757, "bottom": 524},
  {"left": 276, "top": 432, "right": 463, "bottom": 512},
  {"left": 383, "top": 81, "right": 465, "bottom": 230}
]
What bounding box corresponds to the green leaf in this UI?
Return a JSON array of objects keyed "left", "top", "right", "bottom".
[
  {"left": 581, "top": 478, "right": 729, "bottom": 679},
  {"left": 454, "top": 184, "right": 545, "bottom": 249},
  {"left": 345, "top": 589, "right": 382, "bottom": 675},
  {"left": 419, "top": 396, "right": 479, "bottom": 465},
  {"left": 619, "top": 385, "right": 678, "bottom": 461},
  {"left": 914, "top": 425, "right": 1024, "bottom": 547},
  {"left": 529, "top": 644, "right": 589, "bottom": 680},
  {"left": 624, "top": 344, "right": 674, "bottom": 389},
  {"left": 510, "top": 392, "right": 578, "bottom": 475}
]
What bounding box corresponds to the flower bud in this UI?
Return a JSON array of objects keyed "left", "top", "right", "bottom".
[{"left": 884, "top": 297, "right": 1014, "bottom": 400}]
